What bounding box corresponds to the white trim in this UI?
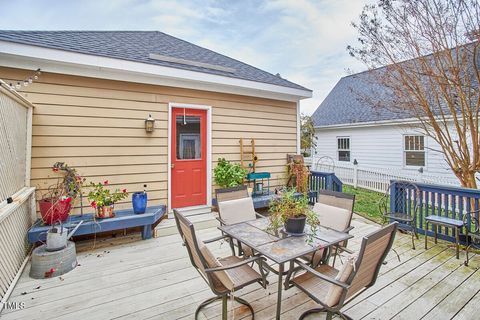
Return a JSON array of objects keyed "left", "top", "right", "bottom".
[
  {"left": 315, "top": 116, "right": 457, "bottom": 130},
  {"left": 402, "top": 134, "right": 427, "bottom": 170},
  {"left": 167, "top": 103, "right": 212, "bottom": 212},
  {"left": 0, "top": 41, "right": 312, "bottom": 102},
  {"left": 296, "top": 100, "right": 301, "bottom": 154}
]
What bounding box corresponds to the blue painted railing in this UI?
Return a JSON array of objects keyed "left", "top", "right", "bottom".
[
  {"left": 309, "top": 171, "right": 343, "bottom": 193},
  {"left": 390, "top": 180, "right": 480, "bottom": 243}
]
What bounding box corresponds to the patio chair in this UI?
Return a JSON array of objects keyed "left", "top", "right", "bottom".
[
  {"left": 302, "top": 190, "right": 355, "bottom": 267},
  {"left": 285, "top": 222, "right": 398, "bottom": 320},
  {"left": 174, "top": 209, "right": 267, "bottom": 320},
  {"left": 380, "top": 181, "right": 420, "bottom": 249},
  {"left": 215, "top": 185, "right": 265, "bottom": 257}
]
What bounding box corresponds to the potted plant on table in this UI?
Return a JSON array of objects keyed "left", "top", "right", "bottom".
[
  {"left": 38, "top": 162, "right": 84, "bottom": 225},
  {"left": 267, "top": 188, "right": 319, "bottom": 236},
  {"left": 214, "top": 158, "right": 247, "bottom": 189},
  {"left": 87, "top": 180, "right": 128, "bottom": 219}
]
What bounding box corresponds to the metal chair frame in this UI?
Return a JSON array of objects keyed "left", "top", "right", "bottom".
[
  {"left": 285, "top": 223, "right": 398, "bottom": 320},
  {"left": 380, "top": 181, "right": 420, "bottom": 249},
  {"left": 174, "top": 209, "right": 267, "bottom": 320},
  {"left": 464, "top": 210, "right": 480, "bottom": 266}
]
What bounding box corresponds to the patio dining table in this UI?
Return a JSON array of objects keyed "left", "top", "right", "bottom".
[{"left": 218, "top": 218, "right": 353, "bottom": 320}]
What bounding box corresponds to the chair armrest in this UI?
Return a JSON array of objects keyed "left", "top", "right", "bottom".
[
  {"left": 255, "top": 212, "right": 266, "bottom": 219},
  {"left": 215, "top": 216, "right": 227, "bottom": 226},
  {"left": 338, "top": 246, "right": 354, "bottom": 255},
  {"left": 205, "top": 255, "right": 266, "bottom": 272},
  {"left": 203, "top": 235, "right": 231, "bottom": 244},
  {"left": 343, "top": 226, "right": 354, "bottom": 233},
  {"left": 293, "top": 259, "right": 349, "bottom": 289}
]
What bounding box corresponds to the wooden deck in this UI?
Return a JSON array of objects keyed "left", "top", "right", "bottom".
[{"left": 2, "top": 215, "right": 479, "bottom": 320}]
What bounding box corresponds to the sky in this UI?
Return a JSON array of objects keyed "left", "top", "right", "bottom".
[{"left": 0, "top": 0, "right": 370, "bottom": 114}]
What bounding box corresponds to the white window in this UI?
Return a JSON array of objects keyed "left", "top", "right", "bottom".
[
  {"left": 404, "top": 135, "right": 425, "bottom": 167},
  {"left": 337, "top": 137, "right": 350, "bottom": 162}
]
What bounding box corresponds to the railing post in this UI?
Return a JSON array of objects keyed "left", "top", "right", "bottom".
[
  {"left": 390, "top": 181, "right": 397, "bottom": 213},
  {"left": 326, "top": 174, "right": 333, "bottom": 191},
  {"left": 353, "top": 159, "right": 358, "bottom": 188}
]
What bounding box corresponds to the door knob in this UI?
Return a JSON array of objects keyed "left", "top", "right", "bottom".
[{"left": 171, "top": 163, "right": 175, "bottom": 169}]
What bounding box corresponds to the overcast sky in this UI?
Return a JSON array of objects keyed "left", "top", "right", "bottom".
[{"left": 0, "top": 0, "right": 370, "bottom": 114}]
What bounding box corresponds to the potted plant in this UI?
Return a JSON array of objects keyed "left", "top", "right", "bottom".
[
  {"left": 214, "top": 158, "right": 247, "bottom": 189},
  {"left": 87, "top": 180, "right": 128, "bottom": 218},
  {"left": 267, "top": 188, "right": 319, "bottom": 235},
  {"left": 38, "top": 162, "right": 84, "bottom": 225}
]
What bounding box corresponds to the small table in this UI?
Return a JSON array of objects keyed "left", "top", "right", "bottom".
[
  {"left": 219, "top": 218, "right": 352, "bottom": 320},
  {"left": 424, "top": 215, "right": 464, "bottom": 259}
]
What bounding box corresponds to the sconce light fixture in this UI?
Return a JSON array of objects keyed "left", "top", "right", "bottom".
[{"left": 145, "top": 114, "right": 155, "bottom": 133}]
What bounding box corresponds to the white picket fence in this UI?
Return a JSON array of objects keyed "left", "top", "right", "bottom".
[
  {"left": 306, "top": 157, "right": 460, "bottom": 193},
  {"left": 0, "top": 80, "right": 35, "bottom": 309}
]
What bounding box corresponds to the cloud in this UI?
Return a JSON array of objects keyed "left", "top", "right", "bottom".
[{"left": 0, "top": 0, "right": 370, "bottom": 114}]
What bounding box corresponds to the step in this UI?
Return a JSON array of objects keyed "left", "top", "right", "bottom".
[
  {"left": 167, "top": 205, "right": 212, "bottom": 219},
  {"left": 154, "top": 211, "right": 219, "bottom": 238}
]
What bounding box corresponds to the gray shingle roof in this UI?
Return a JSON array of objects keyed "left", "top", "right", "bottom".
[
  {"left": 311, "top": 69, "right": 412, "bottom": 127},
  {"left": 0, "top": 30, "right": 310, "bottom": 91}
]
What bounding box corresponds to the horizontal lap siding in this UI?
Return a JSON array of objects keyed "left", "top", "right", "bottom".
[{"left": 0, "top": 67, "right": 296, "bottom": 215}]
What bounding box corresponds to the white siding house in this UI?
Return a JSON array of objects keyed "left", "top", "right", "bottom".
[{"left": 312, "top": 71, "right": 462, "bottom": 187}]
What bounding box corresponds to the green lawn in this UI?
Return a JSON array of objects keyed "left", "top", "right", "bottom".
[{"left": 342, "top": 185, "right": 385, "bottom": 224}]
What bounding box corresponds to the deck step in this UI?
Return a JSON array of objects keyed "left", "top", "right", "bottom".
[
  {"left": 167, "top": 205, "right": 212, "bottom": 218},
  {"left": 154, "top": 210, "right": 218, "bottom": 237}
]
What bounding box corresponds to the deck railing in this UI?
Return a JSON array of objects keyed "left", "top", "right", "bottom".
[
  {"left": 0, "top": 80, "right": 35, "bottom": 308},
  {"left": 390, "top": 180, "right": 480, "bottom": 243},
  {"left": 309, "top": 171, "right": 343, "bottom": 194}
]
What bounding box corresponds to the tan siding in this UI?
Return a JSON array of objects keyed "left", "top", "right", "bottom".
[{"left": 0, "top": 67, "right": 297, "bottom": 215}]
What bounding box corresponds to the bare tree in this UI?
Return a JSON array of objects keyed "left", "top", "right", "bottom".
[{"left": 348, "top": 0, "right": 480, "bottom": 188}]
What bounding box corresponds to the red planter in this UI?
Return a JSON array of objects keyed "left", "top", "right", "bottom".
[{"left": 39, "top": 198, "right": 72, "bottom": 225}]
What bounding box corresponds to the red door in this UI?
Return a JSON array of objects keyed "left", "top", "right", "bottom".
[{"left": 171, "top": 108, "right": 207, "bottom": 208}]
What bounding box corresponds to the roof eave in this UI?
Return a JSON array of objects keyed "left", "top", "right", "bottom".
[
  {"left": 314, "top": 117, "right": 424, "bottom": 129},
  {"left": 0, "top": 40, "right": 312, "bottom": 102}
]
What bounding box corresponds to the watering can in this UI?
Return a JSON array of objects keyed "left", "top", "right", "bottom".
[{"left": 45, "top": 221, "right": 83, "bottom": 252}]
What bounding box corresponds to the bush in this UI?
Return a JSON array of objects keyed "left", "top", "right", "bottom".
[{"left": 214, "top": 158, "right": 247, "bottom": 188}]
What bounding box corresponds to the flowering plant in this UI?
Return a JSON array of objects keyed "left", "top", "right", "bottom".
[{"left": 87, "top": 180, "right": 128, "bottom": 208}]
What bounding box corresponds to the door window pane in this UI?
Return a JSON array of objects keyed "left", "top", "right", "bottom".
[{"left": 176, "top": 115, "right": 201, "bottom": 159}]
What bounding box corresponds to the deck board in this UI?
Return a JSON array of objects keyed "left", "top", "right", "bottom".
[{"left": 2, "top": 215, "right": 478, "bottom": 320}]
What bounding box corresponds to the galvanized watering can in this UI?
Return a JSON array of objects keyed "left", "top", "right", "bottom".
[{"left": 46, "top": 221, "right": 83, "bottom": 251}]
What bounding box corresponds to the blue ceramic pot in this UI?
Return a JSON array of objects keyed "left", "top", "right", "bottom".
[{"left": 132, "top": 192, "right": 147, "bottom": 214}]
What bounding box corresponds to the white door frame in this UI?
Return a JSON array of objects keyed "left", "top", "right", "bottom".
[{"left": 168, "top": 103, "right": 212, "bottom": 212}]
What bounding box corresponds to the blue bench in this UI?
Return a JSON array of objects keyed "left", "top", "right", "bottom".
[{"left": 28, "top": 205, "right": 166, "bottom": 243}]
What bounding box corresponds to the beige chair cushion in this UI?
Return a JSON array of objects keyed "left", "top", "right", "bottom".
[
  {"left": 218, "top": 197, "right": 257, "bottom": 225},
  {"left": 197, "top": 238, "right": 235, "bottom": 291},
  {"left": 324, "top": 256, "right": 355, "bottom": 307},
  {"left": 313, "top": 202, "right": 351, "bottom": 232}
]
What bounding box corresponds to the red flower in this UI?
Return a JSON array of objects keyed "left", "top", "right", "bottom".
[
  {"left": 122, "top": 189, "right": 127, "bottom": 193},
  {"left": 103, "top": 180, "right": 109, "bottom": 185},
  {"left": 90, "top": 201, "right": 97, "bottom": 208},
  {"left": 76, "top": 175, "right": 82, "bottom": 181},
  {"left": 52, "top": 167, "right": 59, "bottom": 172},
  {"left": 64, "top": 197, "right": 72, "bottom": 204}
]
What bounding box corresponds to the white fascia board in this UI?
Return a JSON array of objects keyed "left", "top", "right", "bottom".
[
  {"left": 0, "top": 41, "right": 312, "bottom": 102},
  {"left": 315, "top": 117, "right": 424, "bottom": 130}
]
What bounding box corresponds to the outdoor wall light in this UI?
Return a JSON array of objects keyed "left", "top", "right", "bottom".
[{"left": 145, "top": 114, "right": 155, "bottom": 133}]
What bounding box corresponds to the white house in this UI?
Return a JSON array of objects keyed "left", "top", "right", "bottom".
[{"left": 311, "top": 70, "right": 461, "bottom": 187}]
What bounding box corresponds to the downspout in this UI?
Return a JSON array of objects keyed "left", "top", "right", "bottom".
[{"left": 296, "top": 100, "right": 301, "bottom": 155}]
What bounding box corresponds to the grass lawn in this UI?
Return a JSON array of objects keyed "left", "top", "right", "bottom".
[{"left": 343, "top": 185, "right": 385, "bottom": 224}]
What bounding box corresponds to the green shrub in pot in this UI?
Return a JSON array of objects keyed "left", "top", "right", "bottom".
[{"left": 214, "top": 158, "right": 247, "bottom": 188}]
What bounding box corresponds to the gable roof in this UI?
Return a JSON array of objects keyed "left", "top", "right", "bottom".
[
  {"left": 0, "top": 30, "right": 311, "bottom": 94},
  {"left": 311, "top": 68, "right": 412, "bottom": 128}
]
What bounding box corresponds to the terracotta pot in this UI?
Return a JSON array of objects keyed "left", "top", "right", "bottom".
[
  {"left": 96, "top": 205, "right": 115, "bottom": 219},
  {"left": 39, "top": 198, "right": 72, "bottom": 225},
  {"left": 284, "top": 215, "right": 306, "bottom": 235}
]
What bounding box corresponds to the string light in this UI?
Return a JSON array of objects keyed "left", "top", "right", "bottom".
[{"left": 8, "top": 68, "right": 41, "bottom": 91}]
